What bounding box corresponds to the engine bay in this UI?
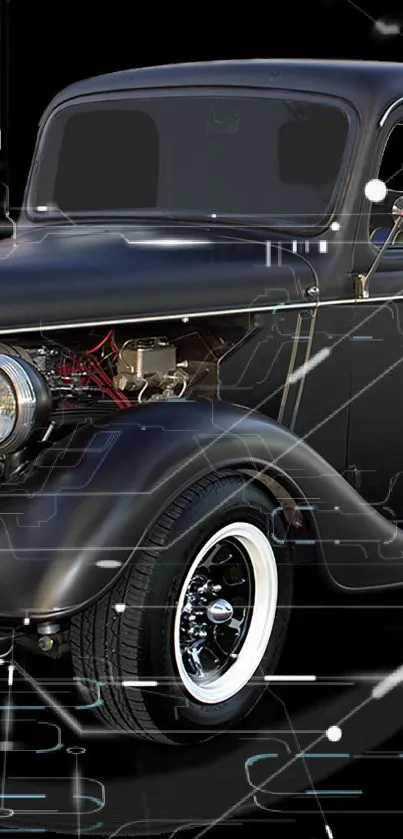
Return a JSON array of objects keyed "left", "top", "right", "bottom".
[{"left": 0, "top": 315, "right": 254, "bottom": 479}]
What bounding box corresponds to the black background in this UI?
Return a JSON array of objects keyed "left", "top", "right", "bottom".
[
  {"left": 5, "top": 0, "right": 403, "bottom": 209},
  {"left": 3, "top": 2, "right": 403, "bottom": 838}
]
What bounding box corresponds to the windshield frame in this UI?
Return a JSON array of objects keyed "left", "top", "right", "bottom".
[{"left": 24, "top": 85, "right": 358, "bottom": 234}]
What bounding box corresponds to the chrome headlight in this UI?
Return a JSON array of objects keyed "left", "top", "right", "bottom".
[{"left": 0, "top": 354, "right": 52, "bottom": 453}]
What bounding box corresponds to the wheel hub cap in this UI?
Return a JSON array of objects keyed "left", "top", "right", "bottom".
[{"left": 206, "top": 598, "right": 234, "bottom": 624}]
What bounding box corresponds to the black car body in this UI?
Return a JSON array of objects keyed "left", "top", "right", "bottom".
[{"left": 0, "top": 58, "right": 402, "bottom": 743}]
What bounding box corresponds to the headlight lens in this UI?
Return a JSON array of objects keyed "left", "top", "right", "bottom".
[
  {"left": 0, "top": 353, "right": 52, "bottom": 453},
  {"left": 0, "top": 372, "right": 17, "bottom": 442}
]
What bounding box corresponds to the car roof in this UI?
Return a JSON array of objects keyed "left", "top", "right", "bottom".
[{"left": 42, "top": 59, "right": 403, "bottom": 124}]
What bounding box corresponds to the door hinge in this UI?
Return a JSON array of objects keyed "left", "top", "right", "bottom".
[{"left": 354, "top": 274, "right": 370, "bottom": 299}]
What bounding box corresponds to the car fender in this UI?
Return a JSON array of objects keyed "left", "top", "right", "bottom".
[{"left": 1, "top": 399, "right": 403, "bottom": 621}]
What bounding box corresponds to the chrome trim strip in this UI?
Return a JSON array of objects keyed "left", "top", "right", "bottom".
[
  {"left": 290, "top": 308, "right": 318, "bottom": 431},
  {"left": 320, "top": 294, "right": 403, "bottom": 306},
  {"left": 277, "top": 313, "right": 303, "bottom": 424},
  {"left": 0, "top": 294, "right": 400, "bottom": 337},
  {"left": 379, "top": 97, "right": 403, "bottom": 127}
]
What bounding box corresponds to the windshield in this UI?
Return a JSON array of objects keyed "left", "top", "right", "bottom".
[{"left": 30, "top": 93, "right": 350, "bottom": 227}]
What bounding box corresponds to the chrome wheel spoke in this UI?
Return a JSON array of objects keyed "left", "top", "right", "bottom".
[
  {"left": 201, "top": 636, "right": 227, "bottom": 671},
  {"left": 202, "top": 542, "right": 227, "bottom": 571},
  {"left": 178, "top": 537, "right": 254, "bottom": 684},
  {"left": 183, "top": 641, "right": 206, "bottom": 677},
  {"left": 227, "top": 614, "right": 245, "bottom": 633}
]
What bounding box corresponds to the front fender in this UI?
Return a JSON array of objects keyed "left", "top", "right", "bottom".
[{"left": 1, "top": 399, "right": 403, "bottom": 621}]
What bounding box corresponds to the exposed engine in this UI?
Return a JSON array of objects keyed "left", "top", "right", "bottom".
[
  {"left": 0, "top": 330, "right": 206, "bottom": 413},
  {"left": 8, "top": 335, "right": 189, "bottom": 407},
  {"left": 0, "top": 317, "right": 251, "bottom": 478}
]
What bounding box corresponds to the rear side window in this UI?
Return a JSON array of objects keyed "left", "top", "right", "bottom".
[{"left": 369, "top": 123, "right": 403, "bottom": 247}]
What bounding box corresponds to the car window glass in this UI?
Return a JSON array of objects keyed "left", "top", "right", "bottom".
[
  {"left": 33, "top": 96, "right": 350, "bottom": 227},
  {"left": 369, "top": 123, "right": 403, "bottom": 247}
]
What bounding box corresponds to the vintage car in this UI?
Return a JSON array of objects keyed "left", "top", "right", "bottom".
[{"left": 1, "top": 58, "right": 403, "bottom": 744}]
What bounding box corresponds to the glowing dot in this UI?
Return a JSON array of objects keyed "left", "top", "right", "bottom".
[
  {"left": 364, "top": 179, "right": 387, "bottom": 203},
  {"left": 330, "top": 221, "right": 340, "bottom": 231},
  {"left": 326, "top": 725, "right": 342, "bottom": 742},
  {"left": 114, "top": 603, "right": 126, "bottom": 614}
]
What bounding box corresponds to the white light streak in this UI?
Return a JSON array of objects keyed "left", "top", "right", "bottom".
[
  {"left": 96, "top": 560, "right": 122, "bottom": 568},
  {"left": 288, "top": 347, "right": 331, "bottom": 385},
  {"left": 372, "top": 663, "right": 403, "bottom": 699},
  {"left": 374, "top": 19, "right": 400, "bottom": 36},
  {"left": 264, "top": 674, "right": 317, "bottom": 682}
]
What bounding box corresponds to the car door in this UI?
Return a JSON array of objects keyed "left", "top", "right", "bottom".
[
  {"left": 220, "top": 267, "right": 355, "bottom": 476},
  {"left": 348, "top": 110, "right": 403, "bottom": 521}
]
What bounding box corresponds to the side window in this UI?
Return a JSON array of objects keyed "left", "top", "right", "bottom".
[{"left": 369, "top": 123, "right": 403, "bottom": 247}]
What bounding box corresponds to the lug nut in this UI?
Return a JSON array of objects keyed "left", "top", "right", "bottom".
[
  {"left": 37, "top": 636, "right": 54, "bottom": 652},
  {"left": 189, "top": 625, "right": 207, "bottom": 637}
]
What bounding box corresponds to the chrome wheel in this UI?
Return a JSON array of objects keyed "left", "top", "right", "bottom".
[{"left": 173, "top": 521, "right": 278, "bottom": 704}]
